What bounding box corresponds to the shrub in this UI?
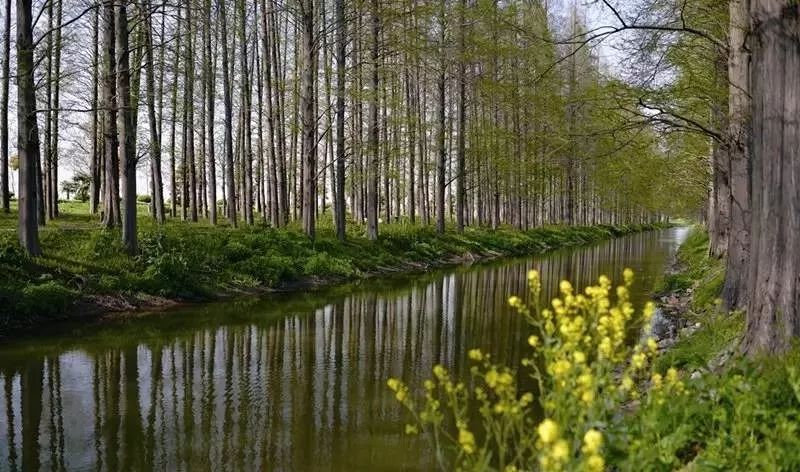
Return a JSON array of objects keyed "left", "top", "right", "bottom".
[
  {"left": 235, "top": 254, "right": 297, "bottom": 286},
  {"left": 19, "top": 281, "right": 75, "bottom": 318},
  {"left": 302, "top": 252, "right": 355, "bottom": 278}
]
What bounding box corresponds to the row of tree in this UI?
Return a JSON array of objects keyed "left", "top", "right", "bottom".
[{"left": 3, "top": 0, "right": 685, "bottom": 257}]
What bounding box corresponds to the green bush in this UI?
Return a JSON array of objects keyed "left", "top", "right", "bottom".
[
  {"left": 235, "top": 254, "right": 298, "bottom": 286},
  {"left": 19, "top": 281, "right": 75, "bottom": 318},
  {"left": 302, "top": 252, "right": 356, "bottom": 278}
]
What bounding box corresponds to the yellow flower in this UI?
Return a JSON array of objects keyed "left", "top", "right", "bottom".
[
  {"left": 395, "top": 389, "right": 407, "bottom": 402},
  {"left": 537, "top": 418, "right": 559, "bottom": 444},
  {"left": 631, "top": 352, "right": 647, "bottom": 369},
  {"left": 573, "top": 351, "right": 587, "bottom": 364},
  {"left": 433, "top": 364, "right": 447, "bottom": 379},
  {"left": 459, "top": 428, "right": 476, "bottom": 455},
  {"left": 508, "top": 296, "right": 522, "bottom": 307},
  {"left": 620, "top": 376, "right": 634, "bottom": 391},
  {"left": 581, "top": 390, "right": 595, "bottom": 404},
  {"left": 528, "top": 335, "right": 540, "bottom": 347},
  {"left": 647, "top": 337, "right": 658, "bottom": 352},
  {"left": 651, "top": 373, "right": 663, "bottom": 389},
  {"left": 468, "top": 349, "right": 483, "bottom": 361},
  {"left": 551, "top": 439, "right": 569, "bottom": 460},
  {"left": 560, "top": 280, "right": 573, "bottom": 295},
  {"left": 387, "top": 378, "right": 400, "bottom": 391},
  {"left": 666, "top": 367, "right": 679, "bottom": 384},
  {"left": 528, "top": 269, "right": 540, "bottom": 282},
  {"left": 623, "top": 268, "right": 634, "bottom": 284},
  {"left": 404, "top": 424, "right": 418, "bottom": 435},
  {"left": 585, "top": 454, "right": 605, "bottom": 472},
  {"left": 583, "top": 429, "right": 603, "bottom": 454}
]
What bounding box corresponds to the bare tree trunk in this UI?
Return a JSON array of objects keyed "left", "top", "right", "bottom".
[
  {"left": 186, "top": 1, "right": 198, "bottom": 222},
  {"left": 17, "top": 0, "right": 41, "bottom": 255},
  {"left": 238, "top": 0, "right": 253, "bottom": 225},
  {"left": 435, "top": 0, "right": 446, "bottom": 234},
  {"left": 90, "top": 5, "right": 101, "bottom": 214},
  {"left": 334, "top": 0, "right": 346, "bottom": 240},
  {"left": 50, "top": 0, "right": 63, "bottom": 218},
  {"left": 455, "top": 0, "right": 466, "bottom": 232},
  {"left": 300, "top": 0, "right": 316, "bottom": 239},
  {"left": 169, "top": 4, "right": 181, "bottom": 218},
  {"left": 0, "top": 0, "right": 10, "bottom": 213},
  {"left": 365, "top": 0, "right": 380, "bottom": 240},
  {"left": 220, "top": 0, "right": 237, "bottom": 226},
  {"left": 145, "top": 0, "right": 165, "bottom": 224},
  {"left": 117, "top": 0, "right": 137, "bottom": 253},
  {"left": 722, "top": 0, "right": 751, "bottom": 311},
  {"left": 206, "top": 0, "right": 217, "bottom": 225},
  {"left": 102, "top": 0, "right": 120, "bottom": 228},
  {"left": 741, "top": 0, "right": 800, "bottom": 355}
]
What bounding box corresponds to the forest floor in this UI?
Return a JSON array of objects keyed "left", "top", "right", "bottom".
[
  {"left": 614, "top": 228, "right": 800, "bottom": 470},
  {"left": 0, "top": 201, "right": 667, "bottom": 337}
]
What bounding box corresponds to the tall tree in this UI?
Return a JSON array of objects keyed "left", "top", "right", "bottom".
[
  {"left": 334, "top": 0, "right": 346, "bottom": 240},
  {"left": 117, "top": 0, "right": 137, "bottom": 253},
  {"left": 300, "top": 0, "right": 316, "bottom": 239},
  {"left": 365, "top": 0, "right": 380, "bottom": 241},
  {"left": 0, "top": 0, "right": 10, "bottom": 213},
  {"left": 435, "top": 0, "right": 447, "bottom": 234},
  {"left": 220, "top": 0, "right": 236, "bottom": 226},
  {"left": 17, "top": 0, "right": 41, "bottom": 255},
  {"left": 740, "top": 0, "right": 800, "bottom": 355},
  {"left": 206, "top": 0, "right": 217, "bottom": 225},
  {"left": 145, "top": 0, "right": 165, "bottom": 224},
  {"left": 101, "top": 0, "right": 120, "bottom": 228}
]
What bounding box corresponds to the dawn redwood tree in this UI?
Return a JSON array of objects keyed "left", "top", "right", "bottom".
[
  {"left": 300, "top": 0, "right": 316, "bottom": 239},
  {"left": 334, "top": 0, "right": 346, "bottom": 240},
  {"left": 145, "top": 0, "right": 166, "bottom": 225},
  {"left": 0, "top": 0, "right": 10, "bottom": 213},
  {"left": 365, "top": 0, "right": 379, "bottom": 241},
  {"left": 101, "top": 0, "right": 120, "bottom": 228},
  {"left": 17, "top": 0, "right": 41, "bottom": 255},
  {"left": 741, "top": 0, "right": 800, "bottom": 355}
]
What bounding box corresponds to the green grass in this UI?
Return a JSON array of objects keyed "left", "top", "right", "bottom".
[
  {"left": 616, "top": 226, "right": 800, "bottom": 470},
  {"left": 0, "top": 201, "right": 668, "bottom": 332}
]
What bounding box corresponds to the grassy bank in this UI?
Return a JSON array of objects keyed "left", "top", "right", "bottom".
[
  {"left": 615, "top": 228, "right": 800, "bottom": 470},
  {"left": 0, "top": 202, "right": 667, "bottom": 334}
]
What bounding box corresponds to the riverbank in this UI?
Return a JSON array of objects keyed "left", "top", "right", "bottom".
[
  {"left": 612, "top": 228, "right": 800, "bottom": 470},
  {"left": 0, "top": 204, "right": 669, "bottom": 336}
]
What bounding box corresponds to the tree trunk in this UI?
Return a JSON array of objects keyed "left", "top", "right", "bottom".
[
  {"left": 90, "top": 5, "right": 101, "bottom": 215},
  {"left": 145, "top": 0, "right": 165, "bottom": 224},
  {"left": 17, "top": 0, "right": 41, "bottom": 255},
  {"left": 722, "top": 0, "right": 751, "bottom": 311},
  {"left": 0, "top": 0, "right": 10, "bottom": 213},
  {"left": 435, "top": 0, "right": 446, "bottom": 234},
  {"left": 117, "top": 0, "right": 137, "bottom": 253},
  {"left": 455, "top": 0, "right": 466, "bottom": 233},
  {"left": 50, "top": 0, "right": 63, "bottom": 218},
  {"left": 186, "top": 1, "right": 198, "bottom": 222},
  {"left": 300, "top": 0, "right": 316, "bottom": 239},
  {"left": 220, "top": 0, "right": 237, "bottom": 226},
  {"left": 365, "top": 0, "right": 380, "bottom": 240},
  {"left": 238, "top": 0, "right": 253, "bottom": 225},
  {"left": 741, "top": 0, "right": 800, "bottom": 355},
  {"left": 334, "top": 0, "right": 347, "bottom": 240},
  {"left": 206, "top": 0, "right": 217, "bottom": 225},
  {"left": 102, "top": 0, "right": 120, "bottom": 228}
]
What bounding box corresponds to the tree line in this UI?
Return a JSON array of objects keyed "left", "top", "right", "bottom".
[{"left": 3, "top": 0, "right": 684, "bottom": 258}]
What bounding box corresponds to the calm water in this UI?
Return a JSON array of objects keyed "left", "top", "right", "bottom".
[{"left": 0, "top": 227, "right": 688, "bottom": 471}]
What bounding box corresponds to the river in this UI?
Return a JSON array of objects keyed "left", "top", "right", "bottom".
[{"left": 0, "top": 226, "right": 688, "bottom": 471}]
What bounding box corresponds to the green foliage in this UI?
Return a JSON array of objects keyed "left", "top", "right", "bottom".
[
  {"left": 302, "top": 253, "right": 356, "bottom": 278},
  {"left": 18, "top": 281, "right": 75, "bottom": 318}
]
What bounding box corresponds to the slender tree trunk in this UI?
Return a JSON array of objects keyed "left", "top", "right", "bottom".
[
  {"left": 238, "top": 0, "right": 253, "bottom": 224},
  {"left": 50, "top": 0, "right": 63, "bottom": 217},
  {"left": 300, "top": 0, "right": 316, "bottom": 239},
  {"left": 17, "top": 0, "right": 41, "bottom": 255},
  {"left": 0, "top": 0, "right": 10, "bottom": 213},
  {"left": 365, "top": 0, "right": 380, "bottom": 240},
  {"left": 435, "top": 0, "right": 446, "bottom": 234},
  {"left": 334, "top": 0, "right": 347, "bottom": 240},
  {"left": 186, "top": 1, "right": 198, "bottom": 222},
  {"left": 102, "top": 0, "right": 120, "bottom": 228},
  {"left": 145, "top": 0, "right": 165, "bottom": 224},
  {"left": 206, "top": 0, "right": 217, "bottom": 225},
  {"left": 169, "top": 5, "right": 181, "bottom": 218},
  {"left": 117, "top": 0, "right": 137, "bottom": 253},
  {"left": 90, "top": 5, "right": 101, "bottom": 214},
  {"left": 741, "top": 0, "right": 800, "bottom": 355},
  {"left": 455, "top": 0, "right": 466, "bottom": 232},
  {"left": 220, "top": 0, "right": 237, "bottom": 226}
]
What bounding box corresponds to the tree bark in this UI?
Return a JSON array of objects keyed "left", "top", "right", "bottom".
[
  {"left": 206, "top": 0, "right": 217, "bottom": 225},
  {"left": 741, "top": 0, "right": 800, "bottom": 355},
  {"left": 145, "top": 0, "right": 165, "bottom": 224},
  {"left": 435, "top": 0, "right": 446, "bottom": 234},
  {"left": 300, "top": 0, "right": 316, "bottom": 239},
  {"left": 334, "top": 0, "right": 347, "bottom": 240},
  {"left": 117, "top": 0, "right": 137, "bottom": 253},
  {"left": 0, "top": 0, "right": 10, "bottom": 213},
  {"left": 220, "top": 0, "right": 237, "bottom": 226},
  {"left": 17, "top": 0, "right": 41, "bottom": 255},
  {"left": 365, "top": 0, "right": 380, "bottom": 240},
  {"left": 722, "top": 0, "right": 751, "bottom": 311},
  {"left": 102, "top": 0, "right": 120, "bottom": 228}
]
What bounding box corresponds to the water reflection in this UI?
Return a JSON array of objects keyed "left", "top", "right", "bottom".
[{"left": 0, "top": 227, "right": 687, "bottom": 471}]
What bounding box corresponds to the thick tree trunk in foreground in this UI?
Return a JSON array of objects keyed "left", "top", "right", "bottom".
[
  {"left": 17, "top": 0, "right": 41, "bottom": 255},
  {"left": 722, "top": 0, "right": 751, "bottom": 311},
  {"left": 741, "top": 0, "right": 800, "bottom": 355},
  {"left": 117, "top": 0, "right": 137, "bottom": 253}
]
